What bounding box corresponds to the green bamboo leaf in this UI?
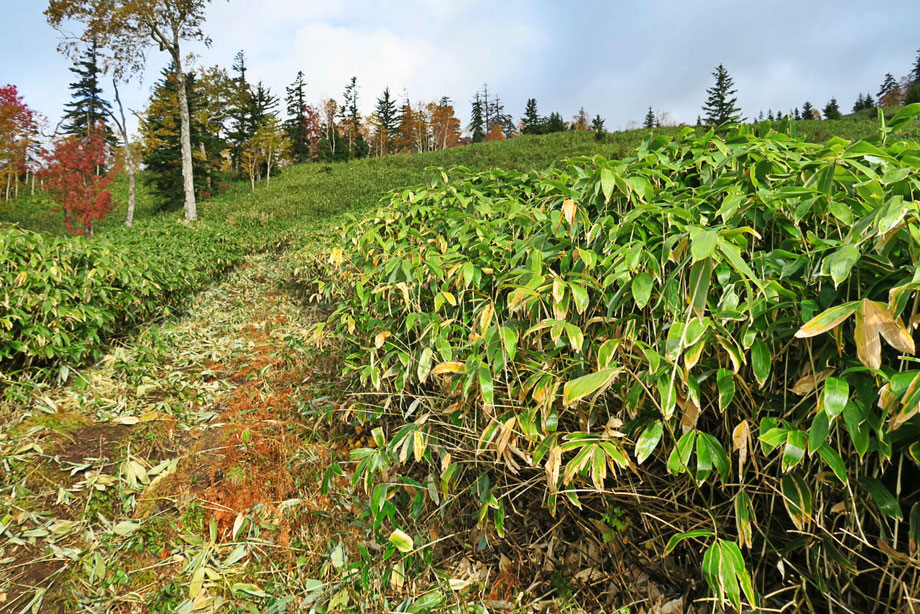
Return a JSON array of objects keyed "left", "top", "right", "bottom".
[
  {"left": 825, "top": 244, "right": 860, "bottom": 286},
  {"left": 635, "top": 420, "right": 663, "bottom": 464},
  {"left": 751, "top": 339, "right": 771, "bottom": 387},
  {"left": 479, "top": 365, "right": 494, "bottom": 406},
  {"left": 631, "top": 272, "right": 653, "bottom": 308},
  {"left": 691, "top": 230, "right": 719, "bottom": 262},
  {"left": 664, "top": 528, "right": 714, "bottom": 555},
  {"left": 821, "top": 377, "right": 849, "bottom": 419},
  {"left": 817, "top": 444, "right": 848, "bottom": 484},
  {"left": 717, "top": 368, "right": 734, "bottom": 411},
  {"left": 562, "top": 367, "right": 620, "bottom": 406},
  {"left": 859, "top": 476, "right": 902, "bottom": 519}
]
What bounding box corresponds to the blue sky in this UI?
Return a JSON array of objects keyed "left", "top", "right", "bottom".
[{"left": 2, "top": 0, "right": 919, "bottom": 135}]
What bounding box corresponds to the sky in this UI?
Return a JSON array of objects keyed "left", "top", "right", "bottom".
[{"left": 2, "top": 0, "right": 919, "bottom": 136}]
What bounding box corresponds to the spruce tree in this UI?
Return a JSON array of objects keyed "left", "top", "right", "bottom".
[
  {"left": 375, "top": 88, "right": 399, "bottom": 152},
  {"left": 852, "top": 93, "right": 866, "bottom": 113},
  {"left": 644, "top": 106, "right": 655, "bottom": 129},
  {"left": 338, "top": 77, "right": 362, "bottom": 158},
  {"left": 823, "top": 98, "right": 842, "bottom": 120},
  {"left": 62, "top": 39, "right": 114, "bottom": 144},
  {"left": 878, "top": 73, "right": 898, "bottom": 104},
  {"left": 521, "top": 98, "right": 544, "bottom": 135},
  {"left": 591, "top": 115, "right": 605, "bottom": 141},
  {"left": 469, "top": 95, "right": 485, "bottom": 143},
  {"left": 284, "top": 71, "right": 310, "bottom": 163},
  {"left": 226, "top": 51, "right": 255, "bottom": 168},
  {"left": 864, "top": 93, "right": 875, "bottom": 109},
  {"left": 912, "top": 48, "right": 920, "bottom": 84},
  {"left": 793, "top": 108, "right": 801, "bottom": 121},
  {"left": 801, "top": 101, "right": 815, "bottom": 120},
  {"left": 545, "top": 112, "right": 566, "bottom": 133},
  {"left": 702, "top": 64, "right": 742, "bottom": 125}
]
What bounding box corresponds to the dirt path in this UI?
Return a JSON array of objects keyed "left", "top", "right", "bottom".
[{"left": 0, "top": 252, "right": 364, "bottom": 613}]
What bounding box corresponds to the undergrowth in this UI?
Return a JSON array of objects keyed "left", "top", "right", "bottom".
[{"left": 299, "top": 108, "right": 920, "bottom": 612}]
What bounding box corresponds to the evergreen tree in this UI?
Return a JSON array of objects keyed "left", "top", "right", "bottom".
[
  {"left": 793, "top": 107, "right": 801, "bottom": 121},
  {"left": 545, "top": 112, "right": 566, "bottom": 133},
  {"left": 591, "top": 114, "right": 606, "bottom": 141},
  {"left": 801, "top": 101, "right": 815, "bottom": 120},
  {"left": 644, "top": 106, "right": 655, "bottom": 129},
  {"left": 250, "top": 82, "right": 279, "bottom": 127},
  {"left": 823, "top": 98, "right": 842, "bottom": 120},
  {"left": 521, "top": 98, "right": 544, "bottom": 135},
  {"left": 912, "top": 48, "right": 920, "bottom": 84},
  {"left": 878, "top": 73, "right": 898, "bottom": 103},
  {"left": 226, "top": 50, "right": 255, "bottom": 168},
  {"left": 702, "top": 64, "right": 742, "bottom": 125},
  {"left": 284, "top": 71, "right": 310, "bottom": 163},
  {"left": 696, "top": 115, "right": 702, "bottom": 127},
  {"left": 469, "top": 94, "right": 485, "bottom": 143},
  {"left": 852, "top": 93, "right": 866, "bottom": 113},
  {"left": 140, "top": 63, "right": 212, "bottom": 210},
  {"left": 767, "top": 109, "right": 774, "bottom": 121},
  {"left": 62, "top": 39, "right": 114, "bottom": 144},
  {"left": 338, "top": 77, "right": 362, "bottom": 158},
  {"left": 906, "top": 82, "right": 920, "bottom": 105},
  {"left": 374, "top": 87, "right": 399, "bottom": 153},
  {"left": 864, "top": 93, "right": 875, "bottom": 109}
]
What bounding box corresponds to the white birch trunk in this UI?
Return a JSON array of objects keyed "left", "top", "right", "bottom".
[{"left": 173, "top": 46, "right": 197, "bottom": 221}]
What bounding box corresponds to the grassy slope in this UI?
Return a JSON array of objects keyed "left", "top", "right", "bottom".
[{"left": 6, "top": 111, "right": 912, "bottom": 238}]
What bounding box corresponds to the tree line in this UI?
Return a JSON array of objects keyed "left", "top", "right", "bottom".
[{"left": 1, "top": 0, "right": 919, "bottom": 235}]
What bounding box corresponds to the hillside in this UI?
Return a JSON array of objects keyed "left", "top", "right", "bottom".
[{"left": 2, "top": 113, "right": 920, "bottom": 613}]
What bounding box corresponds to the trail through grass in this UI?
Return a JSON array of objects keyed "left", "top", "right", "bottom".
[{"left": 0, "top": 251, "right": 365, "bottom": 612}]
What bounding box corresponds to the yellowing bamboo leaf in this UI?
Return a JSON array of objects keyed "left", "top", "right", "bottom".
[
  {"left": 562, "top": 198, "right": 577, "bottom": 225},
  {"left": 732, "top": 421, "right": 750, "bottom": 479},
  {"left": 562, "top": 368, "right": 620, "bottom": 406},
  {"left": 431, "top": 361, "right": 466, "bottom": 376},
  {"left": 795, "top": 302, "right": 858, "bottom": 338},
  {"left": 790, "top": 368, "right": 835, "bottom": 396}
]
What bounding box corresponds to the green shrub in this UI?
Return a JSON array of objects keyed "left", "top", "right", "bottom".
[{"left": 314, "top": 109, "right": 920, "bottom": 611}]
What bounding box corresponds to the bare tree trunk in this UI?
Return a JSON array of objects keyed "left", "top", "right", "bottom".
[
  {"left": 172, "top": 44, "right": 197, "bottom": 221},
  {"left": 31, "top": 172, "right": 35, "bottom": 196},
  {"left": 110, "top": 80, "right": 136, "bottom": 227}
]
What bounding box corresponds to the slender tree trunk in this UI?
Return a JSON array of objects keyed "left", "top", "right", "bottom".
[
  {"left": 172, "top": 44, "right": 197, "bottom": 221},
  {"left": 111, "top": 80, "right": 136, "bottom": 227}
]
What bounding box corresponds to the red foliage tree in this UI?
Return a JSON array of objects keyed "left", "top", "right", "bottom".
[
  {"left": 0, "top": 84, "right": 37, "bottom": 199},
  {"left": 41, "top": 132, "right": 113, "bottom": 236}
]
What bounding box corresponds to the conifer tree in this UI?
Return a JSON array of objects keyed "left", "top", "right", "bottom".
[
  {"left": 793, "top": 107, "right": 801, "bottom": 120},
  {"left": 644, "top": 106, "right": 655, "bottom": 129},
  {"left": 591, "top": 114, "right": 605, "bottom": 140},
  {"left": 801, "top": 101, "right": 815, "bottom": 120},
  {"left": 521, "top": 98, "right": 544, "bottom": 135},
  {"left": 374, "top": 87, "right": 399, "bottom": 154},
  {"left": 878, "top": 73, "right": 898, "bottom": 104},
  {"left": 338, "top": 77, "right": 362, "bottom": 158},
  {"left": 469, "top": 94, "right": 485, "bottom": 143},
  {"left": 284, "top": 71, "right": 311, "bottom": 163},
  {"left": 545, "top": 112, "right": 566, "bottom": 133},
  {"left": 864, "top": 93, "right": 875, "bottom": 109},
  {"left": 823, "top": 98, "right": 842, "bottom": 120},
  {"left": 62, "top": 39, "right": 114, "bottom": 144},
  {"left": 702, "top": 64, "right": 742, "bottom": 125},
  {"left": 852, "top": 93, "right": 866, "bottom": 113},
  {"left": 227, "top": 51, "right": 255, "bottom": 168},
  {"left": 912, "top": 48, "right": 920, "bottom": 84}
]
